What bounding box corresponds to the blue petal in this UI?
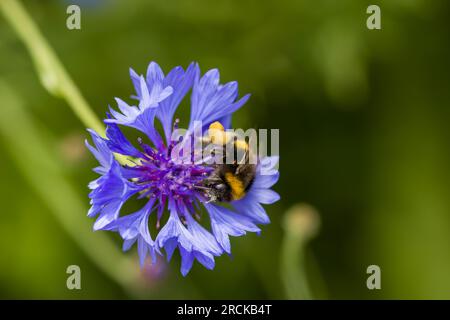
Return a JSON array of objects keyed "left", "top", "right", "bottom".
[
  {"left": 130, "top": 68, "right": 141, "bottom": 99},
  {"left": 85, "top": 129, "right": 112, "bottom": 173},
  {"left": 180, "top": 246, "right": 195, "bottom": 276},
  {"left": 137, "top": 236, "right": 148, "bottom": 267},
  {"left": 106, "top": 199, "right": 154, "bottom": 239},
  {"left": 156, "top": 206, "right": 222, "bottom": 275},
  {"left": 194, "top": 251, "right": 215, "bottom": 270},
  {"left": 258, "top": 156, "right": 279, "bottom": 176},
  {"left": 207, "top": 93, "right": 250, "bottom": 124},
  {"left": 156, "top": 211, "right": 193, "bottom": 253},
  {"left": 232, "top": 193, "right": 271, "bottom": 225},
  {"left": 92, "top": 200, "right": 124, "bottom": 230},
  {"left": 184, "top": 212, "right": 222, "bottom": 256},
  {"left": 157, "top": 62, "right": 198, "bottom": 140},
  {"left": 254, "top": 189, "right": 280, "bottom": 204},
  {"left": 189, "top": 68, "right": 250, "bottom": 126},
  {"left": 123, "top": 238, "right": 136, "bottom": 251},
  {"left": 106, "top": 71, "right": 172, "bottom": 148},
  {"left": 105, "top": 121, "right": 143, "bottom": 158},
  {"left": 106, "top": 200, "right": 158, "bottom": 265},
  {"left": 146, "top": 61, "right": 165, "bottom": 88},
  {"left": 138, "top": 75, "right": 153, "bottom": 109},
  {"left": 86, "top": 132, "right": 142, "bottom": 230},
  {"left": 104, "top": 209, "right": 140, "bottom": 238},
  {"left": 106, "top": 99, "right": 163, "bottom": 148},
  {"left": 252, "top": 172, "right": 280, "bottom": 189},
  {"left": 191, "top": 69, "right": 220, "bottom": 125},
  {"left": 205, "top": 203, "right": 260, "bottom": 254},
  {"left": 140, "top": 75, "right": 173, "bottom": 110},
  {"left": 107, "top": 98, "right": 141, "bottom": 126},
  {"left": 179, "top": 249, "right": 215, "bottom": 276},
  {"left": 164, "top": 238, "right": 178, "bottom": 261}
]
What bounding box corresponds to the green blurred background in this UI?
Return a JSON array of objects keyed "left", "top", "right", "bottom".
[{"left": 1, "top": 0, "right": 450, "bottom": 299}]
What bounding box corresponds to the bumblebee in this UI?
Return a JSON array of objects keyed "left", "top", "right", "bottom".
[{"left": 200, "top": 121, "right": 256, "bottom": 202}]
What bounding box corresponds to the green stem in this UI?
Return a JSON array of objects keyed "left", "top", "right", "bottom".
[
  {"left": 0, "top": 0, "right": 132, "bottom": 165},
  {"left": 280, "top": 203, "right": 325, "bottom": 300},
  {"left": 0, "top": 0, "right": 105, "bottom": 136},
  {"left": 280, "top": 234, "right": 313, "bottom": 300}
]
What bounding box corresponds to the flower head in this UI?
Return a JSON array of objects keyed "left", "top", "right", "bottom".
[{"left": 86, "top": 62, "right": 279, "bottom": 275}]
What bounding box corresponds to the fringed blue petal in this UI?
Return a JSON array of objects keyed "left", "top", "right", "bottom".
[
  {"left": 106, "top": 64, "right": 172, "bottom": 148},
  {"left": 205, "top": 203, "right": 260, "bottom": 254},
  {"left": 85, "top": 129, "right": 112, "bottom": 174},
  {"left": 232, "top": 192, "right": 271, "bottom": 225},
  {"left": 158, "top": 62, "right": 199, "bottom": 141},
  {"left": 231, "top": 156, "right": 280, "bottom": 225},
  {"left": 105, "top": 121, "right": 144, "bottom": 158},
  {"left": 156, "top": 204, "right": 223, "bottom": 276},
  {"left": 189, "top": 68, "right": 250, "bottom": 128},
  {"left": 105, "top": 200, "right": 158, "bottom": 265},
  {"left": 86, "top": 130, "right": 142, "bottom": 230}
]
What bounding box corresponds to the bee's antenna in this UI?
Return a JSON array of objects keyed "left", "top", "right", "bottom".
[{"left": 193, "top": 185, "right": 209, "bottom": 191}]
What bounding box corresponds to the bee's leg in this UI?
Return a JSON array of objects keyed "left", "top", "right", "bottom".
[{"left": 205, "top": 193, "right": 217, "bottom": 203}]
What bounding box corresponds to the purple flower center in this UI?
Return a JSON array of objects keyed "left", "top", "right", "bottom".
[
  {"left": 135, "top": 147, "right": 210, "bottom": 200},
  {"left": 123, "top": 120, "right": 213, "bottom": 226}
]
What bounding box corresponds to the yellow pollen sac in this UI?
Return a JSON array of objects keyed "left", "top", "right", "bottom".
[
  {"left": 224, "top": 172, "right": 246, "bottom": 200},
  {"left": 208, "top": 121, "right": 233, "bottom": 145},
  {"left": 209, "top": 121, "right": 224, "bottom": 131},
  {"left": 234, "top": 139, "right": 249, "bottom": 151}
]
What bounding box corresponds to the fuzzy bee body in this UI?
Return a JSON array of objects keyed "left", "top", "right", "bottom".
[
  {"left": 204, "top": 162, "right": 256, "bottom": 202},
  {"left": 201, "top": 121, "right": 257, "bottom": 202}
]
